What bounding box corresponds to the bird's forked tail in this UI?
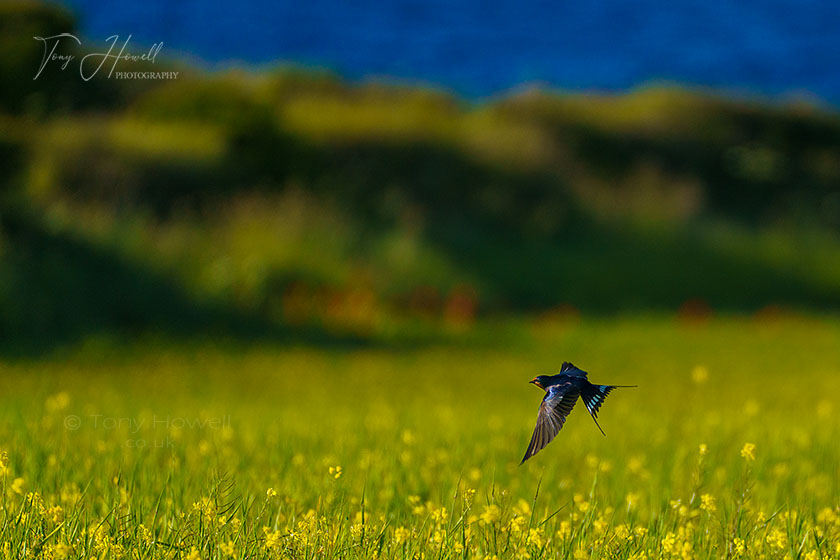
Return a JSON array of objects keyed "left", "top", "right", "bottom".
[{"left": 580, "top": 383, "right": 636, "bottom": 436}]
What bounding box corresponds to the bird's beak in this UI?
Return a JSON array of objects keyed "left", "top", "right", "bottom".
[{"left": 529, "top": 378, "right": 543, "bottom": 388}]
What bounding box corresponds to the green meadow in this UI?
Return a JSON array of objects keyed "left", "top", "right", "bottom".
[
  {"left": 2, "top": 2, "right": 840, "bottom": 558},
  {"left": 2, "top": 318, "right": 840, "bottom": 558}
]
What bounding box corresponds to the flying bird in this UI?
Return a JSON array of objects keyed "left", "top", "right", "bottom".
[{"left": 520, "top": 362, "right": 635, "bottom": 464}]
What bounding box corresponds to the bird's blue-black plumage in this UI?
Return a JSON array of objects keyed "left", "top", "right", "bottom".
[
  {"left": 520, "top": 362, "right": 634, "bottom": 464},
  {"left": 559, "top": 361, "right": 588, "bottom": 377}
]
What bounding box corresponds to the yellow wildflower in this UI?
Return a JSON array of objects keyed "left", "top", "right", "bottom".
[
  {"left": 480, "top": 504, "right": 501, "bottom": 525},
  {"left": 394, "top": 526, "right": 410, "bottom": 544},
  {"left": 92, "top": 525, "right": 111, "bottom": 553},
  {"left": 329, "top": 465, "right": 343, "bottom": 479},
  {"left": 557, "top": 520, "right": 571, "bottom": 539},
  {"left": 430, "top": 506, "right": 448, "bottom": 524},
  {"left": 514, "top": 498, "right": 531, "bottom": 516},
  {"left": 740, "top": 443, "right": 756, "bottom": 462},
  {"left": 661, "top": 532, "right": 676, "bottom": 554},
  {"left": 732, "top": 537, "right": 745, "bottom": 557},
  {"left": 699, "top": 494, "right": 716, "bottom": 512},
  {"left": 766, "top": 528, "right": 786, "bottom": 550},
  {"left": 45, "top": 505, "right": 64, "bottom": 524},
  {"left": 614, "top": 524, "right": 631, "bottom": 540},
  {"left": 817, "top": 507, "right": 838, "bottom": 525},
  {"left": 220, "top": 541, "right": 235, "bottom": 556},
  {"left": 464, "top": 487, "right": 476, "bottom": 504},
  {"left": 264, "top": 528, "right": 284, "bottom": 550},
  {"left": 10, "top": 478, "right": 24, "bottom": 495},
  {"left": 527, "top": 527, "right": 544, "bottom": 547},
  {"left": 510, "top": 515, "right": 527, "bottom": 533},
  {"left": 138, "top": 524, "right": 153, "bottom": 545}
]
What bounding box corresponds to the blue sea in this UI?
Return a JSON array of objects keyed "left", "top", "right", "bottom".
[{"left": 61, "top": 0, "right": 840, "bottom": 103}]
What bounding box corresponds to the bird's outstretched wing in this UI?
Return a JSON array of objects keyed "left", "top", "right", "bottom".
[
  {"left": 559, "top": 362, "right": 588, "bottom": 378},
  {"left": 521, "top": 382, "right": 580, "bottom": 464}
]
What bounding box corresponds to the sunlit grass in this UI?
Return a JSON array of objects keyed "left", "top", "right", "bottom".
[{"left": 1, "top": 316, "right": 839, "bottom": 558}]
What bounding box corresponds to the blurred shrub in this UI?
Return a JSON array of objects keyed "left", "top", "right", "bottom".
[
  {"left": 25, "top": 118, "right": 230, "bottom": 215},
  {"left": 496, "top": 89, "right": 840, "bottom": 228},
  {"left": 131, "top": 75, "right": 270, "bottom": 125}
]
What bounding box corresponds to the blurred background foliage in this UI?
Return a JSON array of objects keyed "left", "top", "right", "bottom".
[{"left": 2, "top": 1, "right": 840, "bottom": 355}]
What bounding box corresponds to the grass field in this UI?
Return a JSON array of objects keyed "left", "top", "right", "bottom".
[{"left": 1, "top": 316, "right": 839, "bottom": 559}]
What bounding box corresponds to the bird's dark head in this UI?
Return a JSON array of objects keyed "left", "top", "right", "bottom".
[{"left": 529, "top": 375, "right": 551, "bottom": 390}]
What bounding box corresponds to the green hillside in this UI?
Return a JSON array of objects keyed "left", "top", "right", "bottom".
[{"left": 2, "top": 2, "right": 840, "bottom": 354}]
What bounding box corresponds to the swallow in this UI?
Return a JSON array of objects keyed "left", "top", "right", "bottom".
[{"left": 520, "top": 362, "right": 635, "bottom": 464}]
